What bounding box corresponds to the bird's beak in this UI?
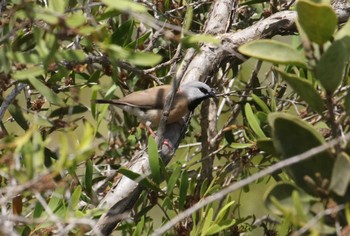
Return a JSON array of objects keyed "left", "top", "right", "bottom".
[{"left": 209, "top": 90, "right": 217, "bottom": 100}]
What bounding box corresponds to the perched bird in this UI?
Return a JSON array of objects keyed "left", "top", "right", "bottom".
[{"left": 95, "top": 81, "right": 215, "bottom": 127}]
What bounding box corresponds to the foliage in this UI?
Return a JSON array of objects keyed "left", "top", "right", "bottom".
[{"left": 0, "top": 0, "right": 350, "bottom": 235}]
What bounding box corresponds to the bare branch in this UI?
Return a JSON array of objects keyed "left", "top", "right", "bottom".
[{"left": 0, "top": 83, "right": 27, "bottom": 122}]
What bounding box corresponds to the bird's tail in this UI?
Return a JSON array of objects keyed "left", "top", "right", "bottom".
[{"left": 94, "top": 99, "right": 117, "bottom": 104}]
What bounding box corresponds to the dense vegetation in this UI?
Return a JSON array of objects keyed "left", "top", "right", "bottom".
[{"left": 0, "top": 0, "right": 350, "bottom": 235}]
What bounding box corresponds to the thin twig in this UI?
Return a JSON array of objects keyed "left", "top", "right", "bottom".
[{"left": 0, "top": 83, "right": 27, "bottom": 122}]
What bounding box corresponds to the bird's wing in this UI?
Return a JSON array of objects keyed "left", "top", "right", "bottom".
[{"left": 116, "top": 85, "right": 171, "bottom": 109}]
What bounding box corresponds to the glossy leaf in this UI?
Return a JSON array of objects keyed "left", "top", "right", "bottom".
[
  {"left": 12, "top": 32, "right": 35, "bottom": 52},
  {"left": 70, "top": 185, "right": 82, "bottom": 210},
  {"left": 269, "top": 113, "right": 334, "bottom": 196},
  {"left": 330, "top": 152, "right": 350, "bottom": 196},
  {"left": 238, "top": 40, "right": 306, "bottom": 67},
  {"left": 251, "top": 94, "right": 270, "bottom": 113},
  {"left": 102, "top": 0, "right": 148, "bottom": 13},
  {"left": 12, "top": 66, "right": 44, "bottom": 80},
  {"left": 66, "top": 13, "right": 86, "bottom": 28},
  {"left": 245, "top": 103, "right": 266, "bottom": 138},
  {"left": 296, "top": 0, "right": 337, "bottom": 44},
  {"left": 179, "top": 171, "right": 188, "bottom": 211},
  {"left": 106, "top": 44, "right": 162, "bottom": 66},
  {"left": 127, "top": 51, "right": 162, "bottom": 67},
  {"left": 148, "top": 136, "right": 161, "bottom": 185},
  {"left": 206, "top": 219, "right": 236, "bottom": 235},
  {"left": 335, "top": 18, "right": 350, "bottom": 40},
  {"left": 85, "top": 160, "right": 93, "bottom": 194},
  {"left": 166, "top": 164, "right": 181, "bottom": 196},
  {"left": 202, "top": 207, "right": 214, "bottom": 236},
  {"left": 215, "top": 200, "right": 235, "bottom": 223},
  {"left": 8, "top": 104, "right": 29, "bottom": 130},
  {"left": 182, "top": 34, "right": 220, "bottom": 46},
  {"left": 56, "top": 49, "right": 86, "bottom": 62},
  {"left": 230, "top": 142, "right": 254, "bottom": 149},
  {"left": 275, "top": 69, "right": 324, "bottom": 114},
  {"left": 345, "top": 91, "right": 350, "bottom": 116},
  {"left": 111, "top": 19, "right": 134, "bottom": 46},
  {"left": 315, "top": 39, "right": 349, "bottom": 93},
  {"left": 256, "top": 138, "right": 278, "bottom": 156},
  {"left": 264, "top": 182, "right": 306, "bottom": 215},
  {"left": 49, "top": 106, "right": 88, "bottom": 118},
  {"left": 118, "top": 167, "right": 160, "bottom": 192},
  {"left": 27, "top": 77, "right": 64, "bottom": 106}
]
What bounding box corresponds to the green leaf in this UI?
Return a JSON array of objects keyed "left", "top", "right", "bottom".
[
  {"left": 240, "top": 0, "right": 269, "bottom": 5},
  {"left": 27, "top": 77, "right": 64, "bottom": 106},
  {"left": 85, "top": 160, "right": 93, "bottom": 194},
  {"left": 215, "top": 200, "right": 235, "bottom": 223},
  {"left": 202, "top": 208, "right": 214, "bottom": 236},
  {"left": 127, "top": 51, "right": 162, "bottom": 67},
  {"left": 206, "top": 219, "right": 236, "bottom": 235},
  {"left": 329, "top": 152, "right": 350, "bottom": 196},
  {"left": 66, "top": 13, "right": 86, "bottom": 28},
  {"left": 56, "top": 49, "right": 86, "bottom": 62},
  {"left": 245, "top": 103, "right": 266, "bottom": 138},
  {"left": 35, "top": 10, "right": 59, "bottom": 25},
  {"left": 264, "top": 182, "right": 305, "bottom": 215},
  {"left": 33, "top": 202, "right": 44, "bottom": 218},
  {"left": 292, "top": 190, "right": 308, "bottom": 222},
  {"left": 230, "top": 142, "right": 254, "bottom": 149},
  {"left": 179, "top": 171, "right": 189, "bottom": 211},
  {"left": 105, "top": 44, "right": 162, "bottom": 66},
  {"left": 118, "top": 167, "right": 160, "bottom": 192},
  {"left": 166, "top": 164, "right": 181, "bottom": 196},
  {"left": 133, "top": 216, "right": 145, "bottom": 236},
  {"left": 269, "top": 113, "right": 334, "bottom": 196},
  {"left": 12, "top": 32, "right": 36, "bottom": 52},
  {"left": 238, "top": 40, "right": 306, "bottom": 67},
  {"left": 256, "top": 138, "right": 278, "bottom": 156},
  {"left": 314, "top": 39, "right": 349, "bottom": 93},
  {"left": 49, "top": 106, "right": 88, "bottom": 118},
  {"left": 184, "top": 5, "right": 193, "bottom": 32},
  {"left": 335, "top": 18, "right": 350, "bottom": 40},
  {"left": 275, "top": 69, "right": 324, "bottom": 114},
  {"left": 126, "top": 32, "right": 151, "bottom": 49},
  {"left": 182, "top": 34, "right": 220, "bottom": 46},
  {"left": 148, "top": 136, "right": 161, "bottom": 185},
  {"left": 12, "top": 66, "right": 44, "bottom": 80},
  {"left": 296, "top": 0, "right": 337, "bottom": 44},
  {"left": 70, "top": 185, "right": 82, "bottom": 210},
  {"left": 8, "top": 104, "right": 29, "bottom": 130},
  {"left": 345, "top": 91, "right": 350, "bottom": 116},
  {"left": 102, "top": 0, "right": 148, "bottom": 13},
  {"left": 112, "top": 19, "right": 134, "bottom": 46},
  {"left": 251, "top": 94, "right": 270, "bottom": 113},
  {"left": 48, "top": 0, "right": 66, "bottom": 13}
]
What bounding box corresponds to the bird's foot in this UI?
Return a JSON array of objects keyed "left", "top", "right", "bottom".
[{"left": 162, "top": 138, "right": 173, "bottom": 150}]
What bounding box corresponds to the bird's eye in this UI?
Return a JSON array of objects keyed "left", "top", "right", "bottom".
[{"left": 199, "top": 87, "right": 208, "bottom": 94}]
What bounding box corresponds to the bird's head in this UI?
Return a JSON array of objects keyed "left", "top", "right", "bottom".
[{"left": 180, "top": 81, "right": 216, "bottom": 111}]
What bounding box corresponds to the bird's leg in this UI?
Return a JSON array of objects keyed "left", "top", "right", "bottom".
[
  {"left": 144, "top": 121, "right": 173, "bottom": 149},
  {"left": 145, "top": 121, "right": 156, "bottom": 137}
]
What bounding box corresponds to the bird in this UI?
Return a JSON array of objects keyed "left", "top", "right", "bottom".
[{"left": 95, "top": 81, "right": 215, "bottom": 127}]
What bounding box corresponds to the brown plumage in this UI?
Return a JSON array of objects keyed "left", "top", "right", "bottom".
[{"left": 95, "top": 81, "right": 215, "bottom": 126}]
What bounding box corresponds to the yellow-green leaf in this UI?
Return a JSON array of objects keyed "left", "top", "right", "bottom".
[
  {"left": 296, "top": 0, "right": 337, "bottom": 44},
  {"left": 102, "top": 0, "right": 147, "bottom": 13},
  {"left": 27, "top": 77, "right": 64, "bottom": 106},
  {"left": 239, "top": 40, "right": 306, "bottom": 67}
]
